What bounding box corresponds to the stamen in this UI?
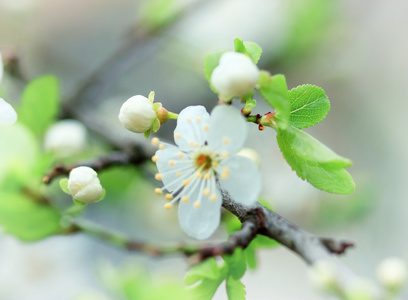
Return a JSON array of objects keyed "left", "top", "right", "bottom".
[
  {"left": 177, "top": 172, "right": 182, "bottom": 177},
  {"left": 195, "top": 116, "right": 201, "bottom": 123},
  {"left": 159, "top": 144, "right": 165, "bottom": 150},
  {"left": 212, "top": 161, "right": 219, "bottom": 167},
  {"left": 155, "top": 188, "right": 163, "bottom": 195},
  {"left": 182, "top": 196, "right": 189, "bottom": 203},
  {"left": 178, "top": 152, "right": 184, "bottom": 158},
  {"left": 194, "top": 201, "right": 200, "bottom": 208},
  {"left": 169, "top": 160, "right": 176, "bottom": 166},
  {"left": 186, "top": 116, "right": 191, "bottom": 123},
  {"left": 221, "top": 167, "right": 230, "bottom": 179},
  {"left": 164, "top": 203, "right": 172, "bottom": 210},
  {"left": 182, "top": 179, "right": 190, "bottom": 186},
  {"left": 204, "top": 173, "right": 211, "bottom": 180},
  {"left": 165, "top": 193, "right": 173, "bottom": 200},
  {"left": 203, "top": 188, "right": 210, "bottom": 196},
  {"left": 151, "top": 155, "right": 159, "bottom": 163},
  {"left": 221, "top": 151, "right": 229, "bottom": 159},
  {"left": 210, "top": 194, "right": 217, "bottom": 201},
  {"left": 151, "top": 137, "right": 160, "bottom": 146},
  {"left": 196, "top": 172, "right": 202, "bottom": 178},
  {"left": 203, "top": 125, "right": 209, "bottom": 131},
  {"left": 155, "top": 173, "right": 162, "bottom": 181},
  {"left": 174, "top": 132, "right": 181, "bottom": 139},
  {"left": 223, "top": 137, "right": 230, "bottom": 145}
]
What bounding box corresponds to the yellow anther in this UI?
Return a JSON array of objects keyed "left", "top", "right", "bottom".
[
  {"left": 155, "top": 188, "right": 163, "bottom": 195},
  {"left": 221, "top": 167, "right": 230, "bottom": 179},
  {"left": 212, "top": 161, "right": 219, "bottom": 167},
  {"left": 176, "top": 172, "right": 182, "bottom": 177},
  {"left": 195, "top": 116, "right": 201, "bottom": 123},
  {"left": 169, "top": 160, "right": 176, "bottom": 166},
  {"left": 204, "top": 173, "right": 211, "bottom": 180},
  {"left": 221, "top": 151, "right": 229, "bottom": 159},
  {"left": 182, "top": 179, "right": 190, "bottom": 186},
  {"left": 223, "top": 137, "right": 230, "bottom": 145},
  {"left": 165, "top": 193, "right": 173, "bottom": 200},
  {"left": 159, "top": 144, "right": 165, "bottom": 150},
  {"left": 186, "top": 116, "right": 191, "bottom": 123},
  {"left": 193, "top": 143, "right": 199, "bottom": 149},
  {"left": 203, "top": 125, "right": 209, "bottom": 131},
  {"left": 164, "top": 203, "right": 172, "bottom": 210},
  {"left": 151, "top": 155, "right": 159, "bottom": 163},
  {"left": 196, "top": 172, "right": 202, "bottom": 178},
  {"left": 189, "top": 140, "right": 195, "bottom": 147},
  {"left": 174, "top": 132, "right": 181, "bottom": 139},
  {"left": 178, "top": 152, "right": 184, "bottom": 158},
  {"left": 152, "top": 137, "right": 160, "bottom": 146},
  {"left": 210, "top": 194, "right": 217, "bottom": 201},
  {"left": 155, "top": 173, "right": 162, "bottom": 181},
  {"left": 194, "top": 201, "right": 200, "bottom": 208},
  {"left": 203, "top": 188, "right": 210, "bottom": 196},
  {"left": 182, "top": 196, "right": 189, "bottom": 203}
]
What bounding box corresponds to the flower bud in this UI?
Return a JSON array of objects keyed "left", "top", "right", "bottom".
[
  {"left": 44, "top": 120, "right": 87, "bottom": 158},
  {"left": 210, "top": 51, "right": 259, "bottom": 99},
  {"left": 68, "top": 166, "right": 103, "bottom": 203},
  {"left": 308, "top": 260, "right": 339, "bottom": 292},
  {"left": 118, "top": 95, "right": 157, "bottom": 133},
  {"left": 0, "top": 97, "right": 17, "bottom": 126},
  {"left": 376, "top": 257, "right": 407, "bottom": 292},
  {"left": 344, "top": 278, "right": 380, "bottom": 300}
]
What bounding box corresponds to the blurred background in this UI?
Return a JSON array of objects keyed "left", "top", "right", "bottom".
[{"left": 0, "top": 0, "right": 407, "bottom": 299}]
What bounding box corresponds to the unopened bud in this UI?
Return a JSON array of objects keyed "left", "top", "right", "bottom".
[
  {"left": 44, "top": 120, "right": 87, "bottom": 157},
  {"left": 344, "top": 278, "right": 380, "bottom": 300},
  {"left": 308, "top": 260, "right": 338, "bottom": 292},
  {"left": 118, "top": 95, "right": 156, "bottom": 133},
  {"left": 376, "top": 257, "right": 407, "bottom": 292},
  {"left": 211, "top": 51, "right": 259, "bottom": 99},
  {"left": 0, "top": 97, "right": 17, "bottom": 126},
  {"left": 68, "top": 167, "right": 103, "bottom": 203}
]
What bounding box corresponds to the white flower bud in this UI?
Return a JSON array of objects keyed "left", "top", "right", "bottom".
[
  {"left": 376, "top": 257, "right": 407, "bottom": 291},
  {"left": 118, "top": 95, "right": 156, "bottom": 133},
  {"left": 44, "top": 120, "right": 87, "bottom": 157},
  {"left": 344, "top": 278, "right": 380, "bottom": 300},
  {"left": 211, "top": 51, "right": 259, "bottom": 98},
  {"left": 237, "top": 148, "right": 261, "bottom": 167},
  {"left": 68, "top": 167, "right": 103, "bottom": 203},
  {"left": 308, "top": 260, "right": 338, "bottom": 292},
  {"left": 0, "top": 97, "right": 17, "bottom": 126}
]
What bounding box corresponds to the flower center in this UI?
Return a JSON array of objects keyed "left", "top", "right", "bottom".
[{"left": 192, "top": 146, "right": 216, "bottom": 170}]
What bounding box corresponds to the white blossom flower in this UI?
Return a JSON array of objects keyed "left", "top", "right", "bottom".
[
  {"left": 118, "top": 95, "right": 156, "bottom": 133},
  {"left": 44, "top": 119, "right": 87, "bottom": 157},
  {"left": 68, "top": 166, "right": 103, "bottom": 203},
  {"left": 0, "top": 97, "right": 17, "bottom": 126},
  {"left": 376, "top": 257, "right": 407, "bottom": 291},
  {"left": 153, "top": 105, "right": 261, "bottom": 239},
  {"left": 211, "top": 51, "right": 259, "bottom": 99}
]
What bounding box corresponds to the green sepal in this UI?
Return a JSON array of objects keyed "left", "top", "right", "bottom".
[
  {"left": 277, "top": 125, "right": 355, "bottom": 194},
  {"left": 233, "top": 37, "right": 248, "bottom": 55},
  {"left": 204, "top": 50, "right": 226, "bottom": 93},
  {"left": 288, "top": 84, "right": 330, "bottom": 129},
  {"left": 152, "top": 102, "right": 162, "bottom": 111},
  {"left": 148, "top": 91, "right": 155, "bottom": 102},
  {"left": 73, "top": 199, "right": 87, "bottom": 206},
  {"left": 59, "top": 178, "right": 69, "bottom": 194},
  {"left": 259, "top": 73, "right": 290, "bottom": 130},
  {"left": 244, "top": 41, "right": 262, "bottom": 64},
  {"left": 144, "top": 129, "right": 151, "bottom": 138},
  {"left": 98, "top": 188, "right": 106, "bottom": 201},
  {"left": 151, "top": 118, "right": 161, "bottom": 133}
]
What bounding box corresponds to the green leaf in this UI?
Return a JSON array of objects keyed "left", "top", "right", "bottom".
[
  {"left": 18, "top": 75, "right": 59, "bottom": 137},
  {"left": 234, "top": 37, "right": 248, "bottom": 55},
  {"left": 0, "top": 192, "right": 62, "bottom": 241},
  {"left": 204, "top": 50, "right": 226, "bottom": 82},
  {"left": 244, "top": 243, "right": 257, "bottom": 270},
  {"left": 186, "top": 278, "right": 224, "bottom": 300},
  {"left": 277, "top": 125, "right": 355, "bottom": 194},
  {"left": 224, "top": 249, "right": 246, "bottom": 280},
  {"left": 244, "top": 41, "right": 262, "bottom": 64},
  {"left": 226, "top": 276, "right": 246, "bottom": 300},
  {"left": 259, "top": 73, "right": 290, "bottom": 129},
  {"left": 59, "top": 178, "right": 69, "bottom": 194},
  {"left": 185, "top": 258, "right": 222, "bottom": 285},
  {"left": 288, "top": 84, "right": 330, "bottom": 129}
]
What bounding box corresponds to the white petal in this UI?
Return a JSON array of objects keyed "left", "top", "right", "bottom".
[
  {"left": 155, "top": 143, "right": 194, "bottom": 192},
  {"left": 0, "top": 98, "right": 18, "bottom": 126},
  {"left": 174, "top": 106, "right": 210, "bottom": 152},
  {"left": 217, "top": 155, "right": 261, "bottom": 206},
  {"left": 208, "top": 105, "right": 247, "bottom": 154},
  {"left": 178, "top": 181, "right": 222, "bottom": 239}
]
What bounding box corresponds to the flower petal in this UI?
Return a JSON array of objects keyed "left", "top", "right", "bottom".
[
  {"left": 178, "top": 181, "right": 222, "bottom": 240},
  {"left": 0, "top": 98, "right": 17, "bottom": 126},
  {"left": 208, "top": 105, "right": 247, "bottom": 155},
  {"left": 155, "top": 143, "right": 194, "bottom": 193},
  {"left": 174, "top": 106, "right": 210, "bottom": 152},
  {"left": 217, "top": 155, "right": 261, "bottom": 206}
]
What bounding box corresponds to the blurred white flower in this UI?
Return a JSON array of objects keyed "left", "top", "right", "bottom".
[
  {"left": 376, "top": 257, "right": 407, "bottom": 292},
  {"left": 344, "top": 278, "right": 380, "bottom": 300},
  {"left": 44, "top": 119, "right": 87, "bottom": 157},
  {"left": 308, "top": 260, "right": 339, "bottom": 292},
  {"left": 0, "top": 98, "right": 17, "bottom": 126},
  {"left": 118, "top": 95, "right": 156, "bottom": 133},
  {"left": 154, "top": 105, "right": 261, "bottom": 239},
  {"left": 68, "top": 167, "right": 103, "bottom": 204},
  {"left": 211, "top": 51, "right": 259, "bottom": 99}
]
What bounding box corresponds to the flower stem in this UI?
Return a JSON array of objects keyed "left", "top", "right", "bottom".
[{"left": 167, "top": 111, "right": 179, "bottom": 119}]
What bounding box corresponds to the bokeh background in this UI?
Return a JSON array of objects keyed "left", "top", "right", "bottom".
[{"left": 0, "top": 0, "right": 407, "bottom": 299}]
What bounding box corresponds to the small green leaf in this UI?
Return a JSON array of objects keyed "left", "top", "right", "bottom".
[
  {"left": 18, "top": 75, "right": 59, "bottom": 137},
  {"left": 59, "top": 178, "right": 69, "bottom": 194},
  {"left": 244, "top": 41, "right": 262, "bottom": 64},
  {"left": 259, "top": 74, "right": 290, "bottom": 129},
  {"left": 151, "top": 118, "right": 160, "bottom": 133},
  {"left": 277, "top": 125, "right": 355, "bottom": 194},
  {"left": 0, "top": 192, "right": 62, "bottom": 241},
  {"left": 226, "top": 276, "right": 246, "bottom": 300},
  {"left": 288, "top": 84, "right": 330, "bottom": 129},
  {"left": 186, "top": 278, "right": 224, "bottom": 300},
  {"left": 98, "top": 188, "right": 106, "bottom": 201},
  {"left": 152, "top": 102, "right": 162, "bottom": 111},
  {"left": 144, "top": 129, "right": 151, "bottom": 138},
  {"left": 233, "top": 37, "right": 248, "bottom": 55},
  {"left": 224, "top": 249, "right": 246, "bottom": 280},
  {"left": 204, "top": 51, "right": 226, "bottom": 82},
  {"left": 185, "top": 258, "right": 222, "bottom": 285}
]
